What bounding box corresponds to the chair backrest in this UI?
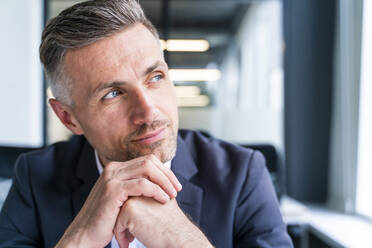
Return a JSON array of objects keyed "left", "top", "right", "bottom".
[
  {"left": 240, "top": 144, "right": 281, "bottom": 198},
  {"left": 0, "top": 146, "right": 38, "bottom": 178},
  {"left": 240, "top": 144, "right": 278, "bottom": 174}
]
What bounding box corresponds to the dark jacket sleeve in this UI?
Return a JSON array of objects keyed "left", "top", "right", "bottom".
[
  {"left": 234, "top": 151, "right": 293, "bottom": 248},
  {"left": 0, "top": 154, "right": 41, "bottom": 247}
]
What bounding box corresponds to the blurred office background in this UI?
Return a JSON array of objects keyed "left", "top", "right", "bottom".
[{"left": 0, "top": 0, "right": 371, "bottom": 247}]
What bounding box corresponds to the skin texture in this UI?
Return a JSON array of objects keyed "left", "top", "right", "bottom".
[
  {"left": 51, "top": 23, "right": 178, "bottom": 164},
  {"left": 50, "top": 24, "right": 212, "bottom": 248},
  {"left": 114, "top": 197, "right": 212, "bottom": 248}
]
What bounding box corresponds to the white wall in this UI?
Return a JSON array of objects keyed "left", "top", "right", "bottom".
[
  {"left": 0, "top": 0, "right": 44, "bottom": 147},
  {"left": 179, "top": 108, "right": 283, "bottom": 147}
]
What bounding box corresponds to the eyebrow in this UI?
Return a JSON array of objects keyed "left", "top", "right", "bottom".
[
  {"left": 91, "top": 60, "right": 167, "bottom": 97},
  {"left": 93, "top": 81, "right": 127, "bottom": 95},
  {"left": 144, "top": 60, "right": 167, "bottom": 76}
]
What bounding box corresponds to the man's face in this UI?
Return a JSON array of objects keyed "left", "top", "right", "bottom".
[{"left": 63, "top": 24, "right": 179, "bottom": 164}]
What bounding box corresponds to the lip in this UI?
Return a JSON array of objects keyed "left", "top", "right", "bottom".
[{"left": 131, "top": 127, "right": 166, "bottom": 144}]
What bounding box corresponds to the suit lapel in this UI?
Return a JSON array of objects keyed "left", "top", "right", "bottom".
[
  {"left": 70, "top": 140, "right": 113, "bottom": 247},
  {"left": 172, "top": 136, "right": 204, "bottom": 225},
  {"left": 71, "top": 139, "right": 99, "bottom": 217}
]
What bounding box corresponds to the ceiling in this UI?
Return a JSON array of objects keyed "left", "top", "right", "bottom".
[{"left": 48, "top": 0, "right": 252, "bottom": 68}]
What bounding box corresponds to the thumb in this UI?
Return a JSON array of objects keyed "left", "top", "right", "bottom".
[
  {"left": 115, "top": 229, "right": 135, "bottom": 248},
  {"left": 125, "top": 229, "right": 135, "bottom": 243}
]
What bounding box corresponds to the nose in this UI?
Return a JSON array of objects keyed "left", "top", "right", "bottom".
[{"left": 131, "top": 88, "right": 158, "bottom": 125}]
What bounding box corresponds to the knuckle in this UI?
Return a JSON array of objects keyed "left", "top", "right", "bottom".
[
  {"left": 105, "top": 162, "right": 116, "bottom": 171},
  {"left": 122, "top": 199, "right": 132, "bottom": 212},
  {"left": 142, "top": 159, "right": 152, "bottom": 171},
  {"left": 105, "top": 179, "right": 117, "bottom": 192},
  {"left": 145, "top": 154, "right": 155, "bottom": 160},
  {"left": 101, "top": 170, "right": 111, "bottom": 181},
  {"left": 144, "top": 156, "right": 153, "bottom": 164},
  {"left": 137, "top": 178, "right": 148, "bottom": 188},
  {"left": 149, "top": 154, "right": 158, "bottom": 162},
  {"left": 152, "top": 184, "right": 161, "bottom": 195},
  {"left": 123, "top": 198, "right": 138, "bottom": 213}
]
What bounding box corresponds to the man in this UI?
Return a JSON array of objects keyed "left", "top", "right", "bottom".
[{"left": 0, "top": 0, "right": 293, "bottom": 247}]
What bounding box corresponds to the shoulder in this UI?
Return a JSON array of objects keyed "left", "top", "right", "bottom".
[
  {"left": 178, "top": 129, "right": 252, "bottom": 155},
  {"left": 13, "top": 135, "right": 86, "bottom": 188},
  {"left": 18, "top": 135, "right": 84, "bottom": 168},
  {"left": 178, "top": 129, "right": 266, "bottom": 181},
  {"left": 178, "top": 129, "right": 263, "bottom": 164}
]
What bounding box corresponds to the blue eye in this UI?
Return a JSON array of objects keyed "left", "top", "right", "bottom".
[
  {"left": 149, "top": 74, "right": 163, "bottom": 83},
  {"left": 103, "top": 89, "right": 121, "bottom": 100}
]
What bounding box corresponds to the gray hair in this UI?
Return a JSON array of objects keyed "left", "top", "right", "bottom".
[{"left": 40, "top": 0, "right": 159, "bottom": 105}]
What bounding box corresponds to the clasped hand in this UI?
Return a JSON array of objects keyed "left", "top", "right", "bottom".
[{"left": 55, "top": 154, "right": 211, "bottom": 248}]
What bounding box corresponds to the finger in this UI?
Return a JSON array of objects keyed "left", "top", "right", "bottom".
[
  {"left": 114, "top": 228, "right": 130, "bottom": 248},
  {"left": 105, "top": 155, "right": 149, "bottom": 170},
  {"left": 126, "top": 230, "right": 135, "bottom": 243},
  {"left": 148, "top": 155, "right": 182, "bottom": 192},
  {"left": 110, "top": 155, "right": 182, "bottom": 193},
  {"left": 116, "top": 158, "right": 178, "bottom": 198},
  {"left": 114, "top": 206, "right": 135, "bottom": 248},
  {"left": 122, "top": 178, "right": 170, "bottom": 203}
]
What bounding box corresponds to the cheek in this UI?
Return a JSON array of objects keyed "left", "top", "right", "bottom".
[
  {"left": 155, "top": 87, "right": 178, "bottom": 121},
  {"left": 84, "top": 104, "right": 131, "bottom": 137}
]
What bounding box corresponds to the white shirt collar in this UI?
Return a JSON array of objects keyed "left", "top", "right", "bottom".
[{"left": 94, "top": 150, "right": 172, "bottom": 175}]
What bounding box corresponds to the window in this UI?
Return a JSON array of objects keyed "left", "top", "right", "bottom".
[{"left": 356, "top": 0, "right": 372, "bottom": 219}]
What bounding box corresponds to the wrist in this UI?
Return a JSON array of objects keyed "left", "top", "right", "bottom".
[
  {"left": 179, "top": 230, "right": 213, "bottom": 248},
  {"left": 55, "top": 226, "right": 101, "bottom": 248},
  {"left": 167, "top": 220, "right": 213, "bottom": 248}
]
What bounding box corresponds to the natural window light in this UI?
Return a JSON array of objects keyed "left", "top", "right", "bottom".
[{"left": 356, "top": 0, "right": 372, "bottom": 219}]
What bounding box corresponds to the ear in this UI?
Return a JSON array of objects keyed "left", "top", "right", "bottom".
[{"left": 49, "top": 98, "right": 84, "bottom": 135}]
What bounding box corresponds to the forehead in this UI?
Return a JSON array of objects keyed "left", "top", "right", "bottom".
[{"left": 64, "top": 24, "right": 163, "bottom": 88}]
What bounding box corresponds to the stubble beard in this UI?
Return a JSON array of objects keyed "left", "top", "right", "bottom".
[{"left": 105, "top": 119, "right": 178, "bottom": 163}]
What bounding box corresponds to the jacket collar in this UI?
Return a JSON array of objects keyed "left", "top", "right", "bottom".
[
  {"left": 172, "top": 135, "right": 203, "bottom": 225},
  {"left": 72, "top": 134, "right": 204, "bottom": 225},
  {"left": 171, "top": 135, "right": 198, "bottom": 180},
  {"left": 75, "top": 139, "right": 99, "bottom": 183},
  {"left": 72, "top": 139, "right": 98, "bottom": 216}
]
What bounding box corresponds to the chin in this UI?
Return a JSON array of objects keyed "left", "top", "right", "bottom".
[
  {"left": 124, "top": 137, "right": 176, "bottom": 163},
  {"left": 152, "top": 148, "right": 174, "bottom": 163}
]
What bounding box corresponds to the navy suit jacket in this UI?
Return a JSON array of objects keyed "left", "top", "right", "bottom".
[{"left": 0, "top": 130, "right": 293, "bottom": 247}]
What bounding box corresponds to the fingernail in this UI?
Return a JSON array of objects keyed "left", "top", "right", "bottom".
[
  {"left": 177, "top": 181, "right": 182, "bottom": 191},
  {"left": 172, "top": 188, "right": 177, "bottom": 197},
  {"left": 164, "top": 194, "right": 170, "bottom": 201}
]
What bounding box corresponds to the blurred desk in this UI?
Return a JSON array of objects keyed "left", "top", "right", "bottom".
[{"left": 281, "top": 196, "right": 372, "bottom": 248}]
